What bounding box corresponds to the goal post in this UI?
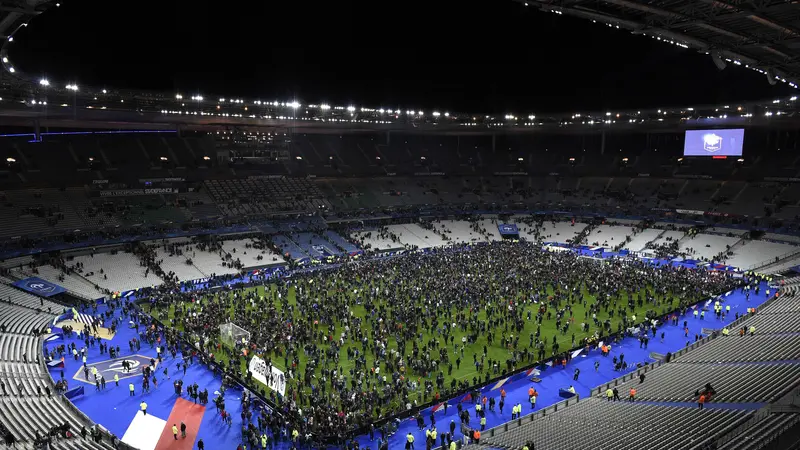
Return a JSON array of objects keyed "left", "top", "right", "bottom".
[{"left": 219, "top": 322, "right": 251, "bottom": 349}]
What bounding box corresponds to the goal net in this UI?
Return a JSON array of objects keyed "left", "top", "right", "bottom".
[{"left": 219, "top": 322, "right": 251, "bottom": 349}]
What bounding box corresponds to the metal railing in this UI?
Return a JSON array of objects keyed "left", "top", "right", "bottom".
[
  {"left": 478, "top": 394, "right": 582, "bottom": 440},
  {"left": 747, "top": 248, "right": 800, "bottom": 271},
  {"left": 714, "top": 404, "right": 773, "bottom": 447}
]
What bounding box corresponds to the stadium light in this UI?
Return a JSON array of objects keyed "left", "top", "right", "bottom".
[
  {"left": 289, "top": 101, "right": 300, "bottom": 109},
  {"left": 347, "top": 106, "right": 355, "bottom": 112},
  {"left": 320, "top": 104, "right": 330, "bottom": 110},
  {"left": 66, "top": 84, "right": 78, "bottom": 91},
  {"left": 39, "top": 79, "right": 49, "bottom": 86},
  {"left": 7, "top": 67, "right": 14, "bottom": 73},
  {"left": 175, "top": 94, "right": 183, "bottom": 100},
  {"left": 6, "top": 157, "right": 15, "bottom": 163},
  {"left": 1, "top": 57, "right": 6, "bottom": 63},
  {"left": 203, "top": 156, "right": 211, "bottom": 161}
]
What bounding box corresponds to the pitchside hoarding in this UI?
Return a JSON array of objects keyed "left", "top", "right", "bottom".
[
  {"left": 248, "top": 356, "right": 287, "bottom": 396},
  {"left": 12, "top": 277, "right": 66, "bottom": 297}
]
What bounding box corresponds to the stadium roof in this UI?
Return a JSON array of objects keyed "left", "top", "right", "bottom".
[
  {"left": 514, "top": 0, "right": 800, "bottom": 89},
  {"left": 0, "top": 0, "right": 51, "bottom": 39},
  {"left": 0, "top": 0, "right": 799, "bottom": 133}
]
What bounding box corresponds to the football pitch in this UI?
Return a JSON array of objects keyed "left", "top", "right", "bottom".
[{"left": 151, "top": 277, "right": 691, "bottom": 418}]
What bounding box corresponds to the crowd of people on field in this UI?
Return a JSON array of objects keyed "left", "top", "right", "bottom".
[{"left": 141, "top": 240, "right": 739, "bottom": 441}]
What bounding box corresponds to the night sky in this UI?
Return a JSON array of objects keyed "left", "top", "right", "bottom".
[{"left": 8, "top": 0, "right": 794, "bottom": 113}]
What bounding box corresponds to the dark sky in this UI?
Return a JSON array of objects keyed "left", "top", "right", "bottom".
[{"left": 8, "top": 0, "right": 793, "bottom": 113}]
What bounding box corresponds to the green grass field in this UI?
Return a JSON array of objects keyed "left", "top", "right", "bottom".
[{"left": 151, "top": 277, "right": 691, "bottom": 417}]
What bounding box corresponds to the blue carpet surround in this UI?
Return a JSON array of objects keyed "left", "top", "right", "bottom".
[{"left": 42, "top": 252, "right": 774, "bottom": 450}]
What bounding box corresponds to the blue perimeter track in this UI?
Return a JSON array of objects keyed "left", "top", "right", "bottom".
[{"left": 43, "top": 254, "right": 774, "bottom": 450}]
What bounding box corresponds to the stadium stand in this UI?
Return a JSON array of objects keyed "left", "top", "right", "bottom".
[
  {"left": 11, "top": 264, "right": 100, "bottom": 301},
  {"left": 610, "top": 362, "right": 800, "bottom": 403},
  {"left": 437, "top": 220, "right": 487, "bottom": 244},
  {"left": 622, "top": 228, "right": 663, "bottom": 252},
  {"left": 67, "top": 251, "right": 160, "bottom": 293},
  {"left": 148, "top": 239, "right": 207, "bottom": 281},
  {"left": 584, "top": 224, "right": 633, "bottom": 248},
  {"left": 483, "top": 399, "right": 751, "bottom": 450},
  {"left": 538, "top": 221, "right": 588, "bottom": 244},
  {"left": 350, "top": 228, "right": 406, "bottom": 251},
  {"left": 0, "top": 301, "right": 53, "bottom": 337},
  {"left": 219, "top": 237, "right": 284, "bottom": 268},
  {"left": 0, "top": 290, "right": 114, "bottom": 449},
  {"left": 469, "top": 281, "right": 800, "bottom": 450},
  {"left": 0, "top": 283, "right": 61, "bottom": 312},
  {"left": 322, "top": 230, "right": 360, "bottom": 255},
  {"left": 271, "top": 234, "right": 311, "bottom": 261},
  {"left": 678, "top": 233, "right": 741, "bottom": 262},
  {"left": 726, "top": 240, "right": 799, "bottom": 271}
]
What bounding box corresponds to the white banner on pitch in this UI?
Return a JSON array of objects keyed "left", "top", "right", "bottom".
[{"left": 248, "top": 356, "right": 286, "bottom": 396}]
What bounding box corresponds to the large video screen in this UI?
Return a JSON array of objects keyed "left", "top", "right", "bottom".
[{"left": 683, "top": 129, "right": 744, "bottom": 156}]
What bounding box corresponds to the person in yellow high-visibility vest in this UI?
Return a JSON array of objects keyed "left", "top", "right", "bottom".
[{"left": 406, "top": 432, "right": 415, "bottom": 450}]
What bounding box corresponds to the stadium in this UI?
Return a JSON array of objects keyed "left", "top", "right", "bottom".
[{"left": 0, "top": 1, "right": 799, "bottom": 450}]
